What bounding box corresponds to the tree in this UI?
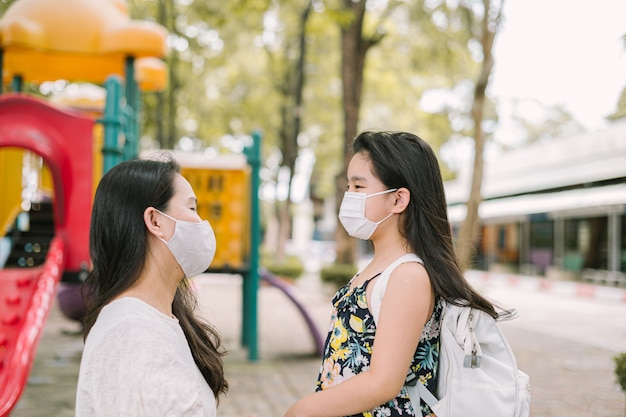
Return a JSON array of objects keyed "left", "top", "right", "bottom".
[
  {"left": 129, "top": 0, "right": 275, "bottom": 149},
  {"left": 332, "top": 0, "right": 389, "bottom": 265},
  {"left": 610, "top": 33, "right": 626, "bottom": 121},
  {"left": 266, "top": 0, "right": 314, "bottom": 261},
  {"left": 454, "top": 0, "right": 505, "bottom": 271},
  {"left": 608, "top": 86, "right": 626, "bottom": 121},
  {"left": 328, "top": 0, "right": 480, "bottom": 264},
  {"left": 495, "top": 99, "right": 584, "bottom": 148},
  {"left": 0, "top": 0, "right": 15, "bottom": 16},
  {"left": 614, "top": 353, "right": 626, "bottom": 416}
]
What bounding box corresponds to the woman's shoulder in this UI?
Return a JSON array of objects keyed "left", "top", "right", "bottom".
[
  {"left": 81, "top": 301, "right": 193, "bottom": 380},
  {"left": 78, "top": 301, "right": 216, "bottom": 416},
  {"left": 86, "top": 298, "right": 180, "bottom": 347}
]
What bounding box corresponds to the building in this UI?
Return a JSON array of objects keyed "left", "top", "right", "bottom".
[{"left": 445, "top": 120, "right": 626, "bottom": 284}]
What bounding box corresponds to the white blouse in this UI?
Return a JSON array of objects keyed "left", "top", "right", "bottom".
[{"left": 76, "top": 297, "right": 216, "bottom": 417}]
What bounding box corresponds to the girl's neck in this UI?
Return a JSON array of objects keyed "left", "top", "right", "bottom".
[
  {"left": 361, "top": 238, "right": 411, "bottom": 276},
  {"left": 372, "top": 231, "right": 411, "bottom": 256}
]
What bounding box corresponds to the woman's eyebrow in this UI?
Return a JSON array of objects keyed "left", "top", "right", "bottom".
[{"left": 349, "top": 175, "right": 368, "bottom": 182}]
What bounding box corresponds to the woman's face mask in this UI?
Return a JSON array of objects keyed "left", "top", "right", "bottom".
[
  {"left": 338, "top": 189, "right": 397, "bottom": 240},
  {"left": 156, "top": 209, "right": 216, "bottom": 277}
]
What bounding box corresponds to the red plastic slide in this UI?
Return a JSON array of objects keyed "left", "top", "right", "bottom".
[{"left": 0, "top": 238, "right": 65, "bottom": 416}]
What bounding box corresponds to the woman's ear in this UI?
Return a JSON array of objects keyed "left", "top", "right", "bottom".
[
  {"left": 392, "top": 187, "right": 411, "bottom": 213},
  {"left": 144, "top": 207, "right": 166, "bottom": 239}
]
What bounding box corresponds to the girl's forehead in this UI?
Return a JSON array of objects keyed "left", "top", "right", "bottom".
[{"left": 348, "top": 153, "right": 374, "bottom": 177}]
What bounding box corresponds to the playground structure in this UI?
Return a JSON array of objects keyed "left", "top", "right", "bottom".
[
  {"left": 0, "top": 0, "right": 323, "bottom": 414},
  {"left": 0, "top": 0, "right": 169, "bottom": 414}
]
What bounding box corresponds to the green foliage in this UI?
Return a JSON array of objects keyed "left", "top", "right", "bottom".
[
  {"left": 608, "top": 87, "right": 626, "bottom": 121},
  {"left": 614, "top": 353, "right": 626, "bottom": 393},
  {"left": 0, "top": 0, "right": 17, "bottom": 16},
  {"left": 123, "top": 0, "right": 485, "bottom": 195},
  {"left": 262, "top": 254, "right": 305, "bottom": 280},
  {"left": 320, "top": 263, "right": 358, "bottom": 288}
]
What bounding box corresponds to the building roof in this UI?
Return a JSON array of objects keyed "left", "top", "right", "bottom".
[
  {"left": 445, "top": 120, "right": 626, "bottom": 204},
  {"left": 448, "top": 183, "right": 626, "bottom": 223},
  {"left": 445, "top": 120, "right": 626, "bottom": 222}
]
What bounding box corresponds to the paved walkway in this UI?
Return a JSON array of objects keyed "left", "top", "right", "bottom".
[{"left": 9, "top": 268, "right": 626, "bottom": 417}]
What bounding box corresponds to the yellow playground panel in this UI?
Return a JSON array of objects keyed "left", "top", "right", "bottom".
[
  {"left": 0, "top": 148, "right": 23, "bottom": 234},
  {"left": 158, "top": 152, "right": 251, "bottom": 271}
]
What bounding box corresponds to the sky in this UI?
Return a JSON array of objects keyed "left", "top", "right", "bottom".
[{"left": 491, "top": 0, "right": 626, "bottom": 132}]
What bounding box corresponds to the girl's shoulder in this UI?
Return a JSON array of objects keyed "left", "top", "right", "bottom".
[{"left": 385, "top": 254, "right": 427, "bottom": 278}]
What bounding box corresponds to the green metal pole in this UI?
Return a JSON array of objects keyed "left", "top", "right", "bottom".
[
  {"left": 243, "top": 131, "right": 262, "bottom": 361},
  {"left": 123, "top": 56, "right": 137, "bottom": 161},
  {"left": 11, "top": 75, "right": 22, "bottom": 92},
  {"left": 132, "top": 79, "right": 141, "bottom": 159},
  {"left": 99, "top": 76, "right": 124, "bottom": 173}
]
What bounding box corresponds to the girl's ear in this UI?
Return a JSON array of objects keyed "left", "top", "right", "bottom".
[
  {"left": 392, "top": 187, "right": 411, "bottom": 214},
  {"left": 144, "top": 207, "right": 166, "bottom": 239}
]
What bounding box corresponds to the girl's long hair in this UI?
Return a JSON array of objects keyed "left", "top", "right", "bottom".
[
  {"left": 82, "top": 157, "right": 228, "bottom": 398},
  {"left": 353, "top": 131, "right": 497, "bottom": 317}
]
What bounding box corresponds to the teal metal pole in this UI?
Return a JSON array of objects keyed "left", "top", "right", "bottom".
[
  {"left": 11, "top": 75, "right": 22, "bottom": 92},
  {"left": 243, "top": 131, "right": 262, "bottom": 361},
  {"left": 99, "top": 76, "right": 124, "bottom": 173},
  {"left": 123, "top": 56, "right": 138, "bottom": 160},
  {"left": 132, "top": 78, "right": 141, "bottom": 159}
]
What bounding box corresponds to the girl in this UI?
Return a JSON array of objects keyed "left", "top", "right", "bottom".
[
  {"left": 284, "top": 131, "right": 497, "bottom": 417},
  {"left": 76, "top": 157, "right": 228, "bottom": 416}
]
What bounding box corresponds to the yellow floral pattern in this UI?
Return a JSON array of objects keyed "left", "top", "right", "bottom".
[{"left": 315, "top": 274, "right": 443, "bottom": 417}]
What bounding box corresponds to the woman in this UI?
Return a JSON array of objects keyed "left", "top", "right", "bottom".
[
  {"left": 76, "top": 156, "right": 228, "bottom": 416},
  {"left": 284, "top": 131, "right": 497, "bottom": 417}
]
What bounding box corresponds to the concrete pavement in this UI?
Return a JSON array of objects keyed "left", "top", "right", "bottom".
[{"left": 9, "top": 267, "right": 626, "bottom": 417}]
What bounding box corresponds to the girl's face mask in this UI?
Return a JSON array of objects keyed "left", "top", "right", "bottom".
[
  {"left": 156, "top": 209, "right": 216, "bottom": 277},
  {"left": 338, "top": 189, "right": 397, "bottom": 240}
]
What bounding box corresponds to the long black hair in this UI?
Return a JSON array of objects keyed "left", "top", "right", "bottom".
[
  {"left": 82, "top": 157, "right": 228, "bottom": 398},
  {"left": 353, "top": 131, "right": 497, "bottom": 317}
]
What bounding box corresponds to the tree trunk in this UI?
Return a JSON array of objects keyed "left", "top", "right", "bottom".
[
  {"left": 455, "top": 0, "right": 503, "bottom": 271},
  {"left": 275, "top": 199, "right": 291, "bottom": 262},
  {"left": 335, "top": 0, "right": 382, "bottom": 265},
  {"left": 163, "top": 0, "right": 177, "bottom": 150},
  {"left": 275, "top": 1, "right": 312, "bottom": 261},
  {"left": 166, "top": 54, "right": 178, "bottom": 149},
  {"left": 155, "top": 0, "right": 166, "bottom": 147}
]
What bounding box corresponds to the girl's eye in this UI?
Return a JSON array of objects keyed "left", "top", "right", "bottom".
[
  {"left": 346, "top": 183, "right": 363, "bottom": 192},
  {"left": 345, "top": 185, "right": 363, "bottom": 192}
]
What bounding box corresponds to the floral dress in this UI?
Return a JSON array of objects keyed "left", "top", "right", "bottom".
[{"left": 316, "top": 273, "right": 443, "bottom": 417}]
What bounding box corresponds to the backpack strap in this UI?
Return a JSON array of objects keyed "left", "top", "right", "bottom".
[
  {"left": 408, "top": 383, "right": 438, "bottom": 413},
  {"left": 370, "top": 253, "right": 423, "bottom": 324},
  {"left": 369, "top": 254, "right": 435, "bottom": 416}
]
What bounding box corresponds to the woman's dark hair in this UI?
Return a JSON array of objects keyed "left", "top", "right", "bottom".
[
  {"left": 82, "top": 156, "right": 228, "bottom": 398},
  {"left": 353, "top": 131, "right": 497, "bottom": 318}
]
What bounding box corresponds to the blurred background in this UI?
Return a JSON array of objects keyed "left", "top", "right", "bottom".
[{"left": 0, "top": 0, "right": 625, "bottom": 416}]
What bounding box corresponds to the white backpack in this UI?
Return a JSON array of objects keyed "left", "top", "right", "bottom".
[{"left": 370, "top": 254, "right": 531, "bottom": 417}]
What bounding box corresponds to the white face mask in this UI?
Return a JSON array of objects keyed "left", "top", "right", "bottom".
[
  {"left": 156, "top": 209, "right": 217, "bottom": 277},
  {"left": 338, "top": 189, "right": 397, "bottom": 240}
]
